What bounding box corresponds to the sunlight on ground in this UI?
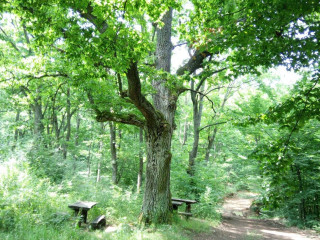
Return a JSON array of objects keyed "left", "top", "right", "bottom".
[{"left": 261, "top": 229, "right": 315, "bottom": 240}]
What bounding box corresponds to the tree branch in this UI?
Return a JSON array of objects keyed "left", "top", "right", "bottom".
[
  {"left": 87, "top": 89, "right": 145, "bottom": 128},
  {"left": 96, "top": 110, "right": 145, "bottom": 127},
  {"left": 0, "top": 26, "right": 21, "bottom": 53},
  {"left": 195, "top": 67, "right": 228, "bottom": 92},
  {"left": 183, "top": 88, "right": 216, "bottom": 114},
  {"left": 176, "top": 50, "right": 211, "bottom": 76},
  {"left": 199, "top": 121, "right": 228, "bottom": 132},
  {"left": 77, "top": 3, "right": 108, "bottom": 34},
  {"left": 172, "top": 42, "right": 188, "bottom": 49},
  {"left": 126, "top": 61, "right": 159, "bottom": 124}
]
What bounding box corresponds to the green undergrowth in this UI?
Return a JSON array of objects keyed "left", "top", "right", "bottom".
[{"left": 0, "top": 161, "right": 218, "bottom": 240}]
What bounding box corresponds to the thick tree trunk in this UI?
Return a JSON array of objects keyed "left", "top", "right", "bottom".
[
  {"left": 140, "top": 8, "right": 175, "bottom": 224},
  {"left": 137, "top": 127, "right": 144, "bottom": 193},
  {"left": 109, "top": 121, "right": 118, "bottom": 185},
  {"left": 141, "top": 124, "right": 173, "bottom": 224}
]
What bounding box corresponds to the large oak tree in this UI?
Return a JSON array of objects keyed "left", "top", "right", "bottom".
[{"left": 1, "top": 0, "right": 319, "bottom": 224}]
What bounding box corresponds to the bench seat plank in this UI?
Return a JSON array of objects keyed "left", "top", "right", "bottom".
[
  {"left": 172, "top": 201, "right": 183, "bottom": 206},
  {"left": 172, "top": 198, "right": 197, "bottom": 204},
  {"left": 91, "top": 215, "right": 106, "bottom": 230}
]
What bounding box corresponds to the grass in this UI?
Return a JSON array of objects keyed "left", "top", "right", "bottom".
[{"left": 0, "top": 161, "right": 218, "bottom": 240}]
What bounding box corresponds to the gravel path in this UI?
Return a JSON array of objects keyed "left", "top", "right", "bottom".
[{"left": 192, "top": 192, "right": 320, "bottom": 240}]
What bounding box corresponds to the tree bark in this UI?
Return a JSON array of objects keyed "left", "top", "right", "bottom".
[{"left": 139, "top": 8, "right": 175, "bottom": 224}]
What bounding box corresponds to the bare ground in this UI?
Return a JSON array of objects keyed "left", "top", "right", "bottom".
[{"left": 192, "top": 192, "right": 320, "bottom": 240}]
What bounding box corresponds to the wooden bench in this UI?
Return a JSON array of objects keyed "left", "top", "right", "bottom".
[
  {"left": 172, "top": 200, "right": 183, "bottom": 211},
  {"left": 172, "top": 198, "right": 197, "bottom": 219},
  {"left": 91, "top": 215, "right": 106, "bottom": 230},
  {"left": 68, "top": 201, "right": 97, "bottom": 227}
]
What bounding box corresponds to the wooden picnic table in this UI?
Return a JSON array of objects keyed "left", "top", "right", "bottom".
[
  {"left": 68, "top": 201, "right": 97, "bottom": 226},
  {"left": 172, "top": 198, "right": 197, "bottom": 218}
]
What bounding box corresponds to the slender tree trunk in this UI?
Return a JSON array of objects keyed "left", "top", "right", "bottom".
[
  {"left": 109, "top": 121, "right": 118, "bottom": 184},
  {"left": 182, "top": 118, "right": 189, "bottom": 145},
  {"left": 137, "top": 127, "right": 144, "bottom": 193},
  {"left": 179, "top": 95, "right": 189, "bottom": 145},
  {"left": 12, "top": 108, "right": 21, "bottom": 150},
  {"left": 188, "top": 81, "right": 204, "bottom": 176},
  {"left": 33, "top": 88, "right": 44, "bottom": 138},
  {"left": 96, "top": 162, "right": 101, "bottom": 183},
  {"left": 203, "top": 81, "right": 233, "bottom": 164},
  {"left": 52, "top": 109, "right": 59, "bottom": 140},
  {"left": 75, "top": 112, "right": 81, "bottom": 146},
  {"left": 295, "top": 164, "right": 306, "bottom": 222},
  {"left": 63, "top": 88, "right": 71, "bottom": 159},
  {"left": 14, "top": 109, "right": 20, "bottom": 141},
  {"left": 87, "top": 142, "right": 92, "bottom": 177},
  {"left": 97, "top": 122, "right": 105, "bottom": 183},
  {"left": 205, "top": 127, "right": 218, "bottom": 163}
]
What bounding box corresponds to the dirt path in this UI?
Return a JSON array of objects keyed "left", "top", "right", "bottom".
[{"left": 193, "top": 192, "right": 319, "bottom": 240}]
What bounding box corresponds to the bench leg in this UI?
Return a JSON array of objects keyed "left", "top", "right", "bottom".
[
  {"left": 73, "top": 209, "right": 88, "bottom": 227},
  {"left": 185, "top": 204, "right": 191, "bottom": 219}
]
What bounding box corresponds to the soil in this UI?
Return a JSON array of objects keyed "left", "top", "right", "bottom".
[{"left": 192, "top": 191, "right": 320, "bottom": 240}]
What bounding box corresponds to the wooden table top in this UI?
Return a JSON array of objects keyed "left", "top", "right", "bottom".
[{"left": 68, "top": 201, "right": 97, "bottom": 210}]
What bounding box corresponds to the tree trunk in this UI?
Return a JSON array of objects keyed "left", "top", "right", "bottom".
[
  {"left": 188, "top": 81, "right": 204, "bottom": 176},
  {"left": 204, "top": 81, "right": 233, "bottom": 164},
  {"left": 87, "top": 142, "right": 92, "bottom": 177},
  {"left": 109, "top": 121, "right": 118, "bottom": 185},
  {"left": 97, "top": 122, "right": 105, "bottom": 183},
  {"left": 137, "top": 127, "right": 144, "bottom": 193},
  {"left": 140, "top": 8, "right": 175, "bottom": 224},
  {"left": 33, "top": 89, "right": 44, "bottom": 138},
  {"left": 14, "top": 108, "right": 20, "bottom": 141},
  {"left": 75, "top": 112, "right": 81, "bottom": 146},
  {"left": 182, "top": 117, "right": 189, "bottom": 145},
  {"left": 205, "top": 127, "right": 218, "bottom": 163},
  {"left": 295, "top": 164, "right": 306, "bottom": 222},
  {"left": 12, "top": 108, "right": 21, "bottom": 150},
  {"left": 141, "top": 123, "right": 173, "bottom": 224},
  {"left": 63, "top": 88, "right": 71, "bottom": 159}
]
